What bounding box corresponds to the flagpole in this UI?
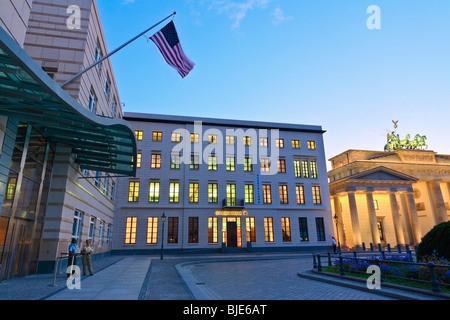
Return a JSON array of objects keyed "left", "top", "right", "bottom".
[{"left": 61, "top": 11, "right": 176, "bottom": 88}]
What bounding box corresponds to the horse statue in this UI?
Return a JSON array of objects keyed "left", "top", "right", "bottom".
[
  {"left": 399, "top": 134, "right": 410, "bottom": 149},
  {"left": 417, "top": 135, "right": 427, "bottom": 149}
]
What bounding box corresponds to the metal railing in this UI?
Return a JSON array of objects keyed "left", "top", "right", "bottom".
[{"left": 312, "top": 251, "right": 450, "bottom": 294}]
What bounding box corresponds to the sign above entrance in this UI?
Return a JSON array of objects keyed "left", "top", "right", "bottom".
[{"left": 215, "top": 210, "right": 248, "bottom": 217}]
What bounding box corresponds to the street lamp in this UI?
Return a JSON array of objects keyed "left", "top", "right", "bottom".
[
  {"left": 160, "top": 212, "right": 166, "bottom": 260},
  {"left": 334, "top": 214, "right": 341, "bottom": 253}
]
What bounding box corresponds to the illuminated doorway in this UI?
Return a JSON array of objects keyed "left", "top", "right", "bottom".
[{"left": 222, "top": 217, "right": 242, "bottom": 248}]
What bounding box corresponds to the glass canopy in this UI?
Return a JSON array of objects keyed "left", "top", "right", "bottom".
[{"left": 0, "top": 27, "right": 136, "bottom": 176}]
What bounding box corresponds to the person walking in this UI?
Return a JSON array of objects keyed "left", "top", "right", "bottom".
[
  {"left": 81, "top": 239, "right": 94, "bottom": 276},
  {"left": 67, "top": 238, "right": 78, "bottom": 278},
  {"left": 331, "top": 236, "right": 337, "bottom": 254}
]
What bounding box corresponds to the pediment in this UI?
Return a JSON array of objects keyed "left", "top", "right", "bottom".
[{"left": 350, "top": 167, "right": 417, "bottom": 182}]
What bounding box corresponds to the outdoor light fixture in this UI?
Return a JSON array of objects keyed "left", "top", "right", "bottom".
[
  {"left": 160, "top": 213, "right": 166, "bottom": 260},
  {"left": 334, "top": 214, "right": 341, "bottom": 253}
]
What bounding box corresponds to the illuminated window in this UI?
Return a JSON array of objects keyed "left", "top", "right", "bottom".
[
  {"left": 264, "top": 217, "right": 274, "bottom": 242},
  {"left": 308, "top": 140, "right": 316, "bottom": 150},
  {"left": 312, "top": 186, "right": 322, "bottom": 204},
  {"left": 171, "top": 152, "right": 180, "bottom": 169},
  {"left": 299, "top": 217, "right": 309, "bottom": 241},
  {"left": 245, "top": 184, "right": 254, "bottom": 204},
  {"left": 278, "top": 159, "right": 286, "bottom": 173},
  {"left": 316, "top": 217, "right": 325, "bottom": 241},
  {"left": 149, "top": 182, "right": 160, "bottom": 203},
  {"left": 294, "top": 160, "right": 302, "bottom": 178},
  {"left": 292, "top": 139, "right": 300, "bottom": 149},
  {"left": 208, "top": 134, "right": 217, "bottom": 144},
  {"left": 279, "top": 185, "right": 289, "bottom": 204},
  {"left": 124, "top": 217, "right": 137, "bottom": 244},
  {"left": 128, "top": 181, "right": 139, "bottom": 202},
  {"left": 246, "top": 217, "right": 256, "bottom": 243},
  {"left": 261, "top": 158, "right": 270, "bottom": 173},
  {"left": 208, "top": 217, "right": 218, "bottom": 243},
  {"left": 136, "top": 153, "right": 142, "bottom": 168},
  {"left": 226, "top": 184, "right": 236, "bottom": 206},
  {"left": 208, "top": 183, "right": 218, "bottom": 203},
  {"left": 169, "top": 182, "right": 180, "bottom": 203},
  {"left": 374, "top": 200, "right": 379, "bottom": 210},
  {"left": 152, "top": 131, "right": 162, "bottom": 141},
  {"left": 189, "top": 183, "right": 199, "bottom": 203},
  {"left": 310, "top": 161, "right": 318, "bottom": 178},
  {"left": 243, "top": 136, "right": 252, "bottom": 146},
  {"left": 188, "top": 217, "right": 199, "bottom": 243},
  {"left": 190, "top": 154, "right": 199, "bottom": 170},
  {"left": 262, "top": 184, "right": 272, "bottom": 204},
  {"left": 296, "top": 185, "right": 305, "bottom": 204},
  {"left": 5, "top": 178, "right": 16, "bottom": 200},
  {"left": 151, "top": 153, "right": 161, "bottom": 169},
  {"left": 190, "top": 133, "right": 199, "bottom": 143},
  {"left": 302, "top": 160, "right": 309, "bottom": 178},
  {"left": 168, "top": 217, "right": 179, "bottom": 243},
  {"left": 226, "top": 135, "right": 235, "bottom": 144},
  {"left": 226, "top": 156, "right": 235, "bottom": 171},
  {"left": 171, "top": 132, "right": 181, "bottom": 142},
  {"left": 146, "top": 217, "right": 158, "bottom": 244},
  {"left": 276, "top": 139, "right": 284, "bottom": 148},
  {"left": 260, "top": 137, "right": 268, "bottom": 147},
  {"left": 135, "top": 130, "right": 143, "bottom": 140},
  {"left": 208, "top": 156, "right": 217, "bottom": 171},
  {"left": 244, "top": 157, "right": 253, "bottom": 172},
  {"left": 281, "top": 217, "right": 291, "bottom": 242}
]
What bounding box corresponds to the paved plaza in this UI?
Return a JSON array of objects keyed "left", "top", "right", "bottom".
[{"left": 0, "top": 252, "right": 447, "bottom": 301}]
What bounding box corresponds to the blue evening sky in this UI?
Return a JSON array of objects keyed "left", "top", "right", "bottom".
[{"left": 97, "top": 0, "right": 450, "bottom": 168}]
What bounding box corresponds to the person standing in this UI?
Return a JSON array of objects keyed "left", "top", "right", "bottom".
[
  {"left": 81, "top": 239, "right": 94, "bottom": 276},
  {"left": 331, "top": 236, "right": 337, "bottom": 254},
  {"left": 67, "top": 238, "right": 78, "bottom": 278}
]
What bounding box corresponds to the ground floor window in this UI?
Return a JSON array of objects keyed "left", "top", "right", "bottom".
[
  {"left": 188, "top": 217, "right": 199, "bottom": 243},
  {"left": 246, "top": 217, "right": 256, "bottom": 243},
  {"left": 299, "top": 217, "right": 309, "bottom": 241},
  {"left": 168, "top": 217, "right": 179, "bottom": 243},
  {"left": 264, "top": 217, "right": 274, "bottom": 242},
  {"left": 315, "top": 217, "right": 326, "bottom": 241},
  {"left": 281, "top": 217, "right": 291, "bottom": 242},
  {"left": 125, "top": 217, "right": 137, "bottom": 244},
  {"left": 147, "top": 217, "right": 158, "bottom": 244},
  {"left": 208, "top": 217, "right": 218, "bottom": 243}
]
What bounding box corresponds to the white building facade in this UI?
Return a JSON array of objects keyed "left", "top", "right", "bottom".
[{"left": 113, "top": 113, "right": 334, "bottom": 254}]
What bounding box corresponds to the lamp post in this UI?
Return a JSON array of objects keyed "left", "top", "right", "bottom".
[
  {"left": 160, "top": 213, "right": 166, "bottom": 260},
  {"left": 334, "top": 214, "right": 341, "bottom": 253}
]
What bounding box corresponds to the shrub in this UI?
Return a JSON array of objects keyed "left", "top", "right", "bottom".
[{"left": 416, "top": 221, "right": 450, "bottom": 261}]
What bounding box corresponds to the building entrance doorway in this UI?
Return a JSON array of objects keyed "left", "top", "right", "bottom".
[
  {"left": 377, "top": 219, "right": 387, "bottom": 247},
  {"left": 227, "top": 222, "right": 237, "bottom": 247},
  {"left": 222, "top": 217, "right": 242, "bottom": 248}
]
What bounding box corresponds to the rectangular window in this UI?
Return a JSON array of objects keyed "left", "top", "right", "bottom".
[
  {"left": 208, "top": 217, "right": 218, "bottom": 243},
  {"left": 243, "top": 136, "right": 252, "bottom": 146},
  {"left": 244, "top": 157, "right": 253, "bottom": 172},
  {"left": 169, "top": 182, "right": 180, "bottom": 203},
  {"left": 152, "top": 131, "right": 162, "bottom": 141},
  {"left": 189, "top": 183, "right": 199, "bottom": 203},
  {"left": 147, "top": 217, "right": 158, "bottom": 244},
  {"left": 245, "top": 184, "right": 254, "bottom": 204},
  {"left": 168, "top": 217, "right": 179, "bottom": 243},
  {"left": 312, "top": 186, "right": 322, "bottom": 204},
  {"left": 226, "top": 156, "right": 235, "bottom": 171},
  {"left": 278, "top": 159, "right": 286, "bottom": 173},
  {"left": 190, "top": 154, "right": 199, "bottom": 170},
  {"left": 188, "top": 217, "right": 199, "bottom": 243},
  {"left": 302, "top": 160, "right": 309, "bottom": 178},
  {"left": 105, "top": 75, "right": 110, "bottom": 99},
  {"left": 208, "top": 183, "right": 218, "bottom": 203},
  {"left": 279, "top": 185, "right": 289, "bottom": 204},
  {"left": 190, "top": 133, "right": 199, "bottom": 143},
  {"left": 246, "top": 217, "right": 256, "bottom": 243},
  {"left": 128, "top": 181, "right": 139, "bottom": 202},
  {"left": 310, "top": 161, "right": 318, "bottom": 178},
  {"left": 208, "top": 134, "right": 217, "bottom": 144},
  {"left": 208, "top": 156, "right": 217, "bottom": 171},
  {"left": 260, "top": 137, "right": 268, "bottom": 147},
  {"left": 299, "top": 217, "right": 309, "bottom": 241},
  {"left": 125, "top": 217, "right": 137, "bottom": 244},
  {"left": 292, "top": 139, "right": 300, "bottom": 149},
  {"left": 316, "top": 217, "right": 325, "bottom": 241},
  {"left": 135, "top": 130, "right": 143, "bottom": 140},
  {"left": 151, "top": 153, "right": 161, "bottom": 169},
  {"left": 261, "top": 158, "right": 270, "bottom": 173},
  {"left": 296, "top": 185, "right": 305, "bottom": 204},
  {"left": 281, "top": 217, "right": 291, "bottom": 242},
  {"left": 226, "top": 135, "right": 235, "bottom": 144},
  {"left": 149, "top": 182, "right": 160, "bottom": 203},
  {"left": 171, "top": 132, "right": 181, "bottom": 142},
  {"left": 276, "top": 139, "right": 284, "bottom": 148},
  {"left": 171, "top": 152, "right": 180, "bottom": 169},
  {"left": 294, "top": 160, "right": 302, "bottom": 178},
  {"left": 71, "top": 210, "right": 83, "bottom": 241},
  {"left": 308, "top": 140, "right": 316, "bottom": 150},
  {"left": 136, "top": 153, "right": 142, "bottom": 168},
  {"left": 264, "top": 217, "right": 274, "bottom": 242},
  {"left": 89, "top": 216, "right": 96, "bottom": 241},
  {"left": 262, "top": 184, "right": 272, "bottom": 204},
  {"left": 88, "top": 89, "right": 97, "bottom": 113},
  {"left": 5, "top": 178, "right": 16, "bottom": 200},
  {"left": 226, "top": 183, "right": 236, "bottom": 206}
]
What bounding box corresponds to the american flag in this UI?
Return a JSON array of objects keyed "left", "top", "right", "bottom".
[{"left": 150, "top": 21, "right": 195, "bottom": 78}]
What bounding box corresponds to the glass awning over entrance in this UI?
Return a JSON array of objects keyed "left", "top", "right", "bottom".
[{"left": 0, "top": 27, "right": 136, "bottom": 176}]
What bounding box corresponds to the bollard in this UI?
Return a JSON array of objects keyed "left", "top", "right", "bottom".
[
  {"left": 387, "top": 244, "right": 391, "bottom": 253},
  {"left": 405, "top": 244, "right": 410, "bottom": 252},
  {"left": 313, "top": 254, "right": 317, "bottom": 269},
  {"left": 317, "top": 254, "right": 323, "bottom": 272},
  {"left": 327, "top": 252, "right": 332, "bottom": 266},
  {"left": 381, "top": 251, "right": 386, "bottom": 260},
  {"left": 353, "top": 251, "right": 357, "bottom": 258},
  {"left": 370, "top": 243, "right": 374, "bottom": 252},
  {"left": 397, "top": 244, "right": 401, "bottom": 254},
  {"left": 428, "top": 262, "right": 441, "bottom": 293},
  {"left": 378, "top": 243, "right": 382, "bottom": 252},
  {"left": 339, "top": 255, "right": 345, "bottom": 276},
  {"left": 362, "top": 242, "right": 366, "bottom": 251}
]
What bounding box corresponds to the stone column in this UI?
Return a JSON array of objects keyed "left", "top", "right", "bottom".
[
  {"left": 389, "top": 189, "right": 405, "bottom": 245},
  {"left": 427, "top": 181, "right": 448, "bottom": 223},
  {"left": 365, "top": 190, "right": 380, "bottom": 245},
  {"left": 347, "top": 191, "right": 362, "bottom": 248},
  {"left": 406, "top": 190, "right": 422, "bottom": 245},
  {"left": 333, "top": 195, "right": 345, "bottom": 248}
]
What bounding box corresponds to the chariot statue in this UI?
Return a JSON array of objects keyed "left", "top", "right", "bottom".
[{"left": 384, "top": 121, "right": 427, "bottom": 151}]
